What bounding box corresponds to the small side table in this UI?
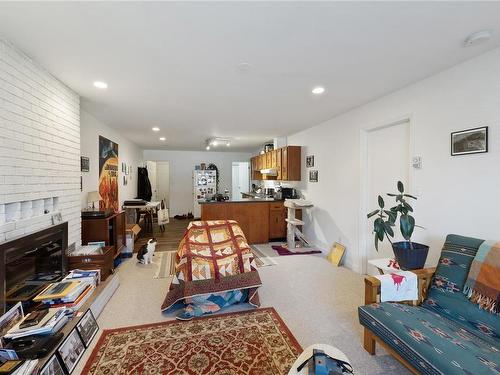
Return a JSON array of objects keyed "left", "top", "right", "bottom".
[{"left": 367, "top": 258, "right": 400, "bottom": 275}]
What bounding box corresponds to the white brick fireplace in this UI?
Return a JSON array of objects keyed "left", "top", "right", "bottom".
[{"left": 0, "top": 38, "right": 81, "bottom": 246}]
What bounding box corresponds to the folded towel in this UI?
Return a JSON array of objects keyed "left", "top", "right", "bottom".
[
  {"left": 375, "top": 271, "right": 418, "bottom": 302},
  {"left": 463, "top": 240, "right": 500, "bottom": 314}
]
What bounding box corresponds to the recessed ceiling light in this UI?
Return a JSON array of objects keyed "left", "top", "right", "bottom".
[
  {"left": 463, "top": 30, "right": 492, "bottom": 47},
  {"left": 152, "top": 127, "right": 160, "bottom": 132},
  {"left": 312, "top": 86, "right": 325, "bottom": 95},
  {"left": 159, "top": 137, "right": 166, "bottom": 141},
  {"left": 226, "top": 141, "right": 231, "bottom": 147},
  {"left": 93, "top": 81, "right": 108, "bottom": 89},
  {"left": 206, "top": 145, "right": 210, "bottom": 151}
]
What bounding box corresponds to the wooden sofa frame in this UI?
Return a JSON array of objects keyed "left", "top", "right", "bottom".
[{"left": 363, "top": 267, "right": 436, "bottom": 375}]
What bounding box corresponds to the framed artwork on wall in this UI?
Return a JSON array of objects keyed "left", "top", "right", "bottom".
[
  {"left": 98, "top": 136, "right": 119, "bottom": 212},
  {"left": 306, "top": 155, "right": 314, "bottom": 168},
  {"left": 80, "top": 156, "right": 89, "bottom": 172},
  {"left": 309, "top": 170, "right": 318, "bottom": 182},
  {"left": 451, "top": 126, "right": 488, "bottom": 156}
]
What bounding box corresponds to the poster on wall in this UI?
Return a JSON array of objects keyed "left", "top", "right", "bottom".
[{"left": 99, "top": 136, "right": 119, "bottom": 212}]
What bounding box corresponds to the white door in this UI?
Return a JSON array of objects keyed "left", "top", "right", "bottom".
[
  {"left": 366, "top": 120, "right": 410, "bottom": 273},
  {"left": 232, "top": 162, "right": 250, "bottom": 199},
  {"left": 156, "top": 161, "right": 170, "bottom": 208},
  {"left": 146, "top": 160, "right": 157, "bottom": 201}
]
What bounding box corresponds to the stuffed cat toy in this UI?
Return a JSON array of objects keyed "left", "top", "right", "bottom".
[{"left": 137, "top": 238, "right": 157, "bottom": 265}]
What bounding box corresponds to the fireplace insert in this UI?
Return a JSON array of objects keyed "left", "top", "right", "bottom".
[{"left": 0, "top": 222, "right": 68, "bottom": 315}]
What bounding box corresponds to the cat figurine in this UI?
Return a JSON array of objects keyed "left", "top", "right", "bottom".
[{"left": 137, "top": 238, "right": 157, "bottom": 264}]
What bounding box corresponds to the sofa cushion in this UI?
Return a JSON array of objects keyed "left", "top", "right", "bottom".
[
  {"left": 359, "top": 302, "right": 500, "bottom": 375},
  {"left": 424, "top": 234, "right": 500, "bottom": 342}
]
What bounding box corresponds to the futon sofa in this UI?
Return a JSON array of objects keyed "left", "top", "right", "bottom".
[{"left": 358, "top": 234, "right": 499, "bottom": 375}]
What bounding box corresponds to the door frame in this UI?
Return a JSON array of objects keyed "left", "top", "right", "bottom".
[{"left": 358, "top": 114, "right": 416, "bottom": 274}]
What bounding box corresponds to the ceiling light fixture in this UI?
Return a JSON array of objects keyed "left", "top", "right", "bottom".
[
  {"left": 206, "top": 137, "right": 231, "bottom": 150},
  {"left": 159, "top": 137, "right": 166, "bottom": 141},
  {"left": 463, "top": 30, "right": 492, "bottom": 47},
  {"left": 152, "top": 127, "right": 160, "bottom": 132},
  {"left": 312, "top": 86, "right": 325, "bottom": 95},
  {"left": 93, "top": 81, "right": 108, "bottom": 89}
]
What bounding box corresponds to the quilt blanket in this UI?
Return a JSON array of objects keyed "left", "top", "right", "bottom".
[
  {"left": 161, "top": 220, "right": 262, "bottom": 311},
  {"left": 463, "top": 240, "right": 500, "bottom": 314}
]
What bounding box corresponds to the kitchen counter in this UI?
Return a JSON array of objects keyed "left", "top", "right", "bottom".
[
  {"left": 201, "top": 199, "right": 301, "bottom": 244},
  {"left": 199, "top": 197, "right": 281, "bottom": 204}
]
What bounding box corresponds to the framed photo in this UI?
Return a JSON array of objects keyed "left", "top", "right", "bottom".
[
  {"left": 451, "top": 126, "right": 488, "bottom": 156},
  {"left": 40, "top": 354, "right": 65, "bottom": 375},
  {"left": 0, "top": 302, "right": 24, "bottom": 341},
  {"left": 306, "top": 155, "right": 314, "bottom": 168},
  {"left": 309, "top": 170, "right": 318, "bottom": 182},
  {"left": 57, "top": 328, "right": 85, "bottom": 374},
  {"left": 80, "top": 157, "right": 89, "bottom": 172},
  {"left": 76, "top": 309, "right": 99, "bottom": 348},
  {"left": 52, "top": 213, "right": 63, "bottom": 225}
]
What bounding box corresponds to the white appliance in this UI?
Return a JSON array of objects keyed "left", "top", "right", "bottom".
[{"left": 193, "top": 170, "right": 217, "bottom": 218}]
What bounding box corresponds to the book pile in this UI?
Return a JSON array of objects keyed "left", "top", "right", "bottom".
[
  {"left": 32, "top": 270, "right": 100, "bottom": 314},
  {"left": 3, "top": 308, "right": 69, "bottom": 341}
]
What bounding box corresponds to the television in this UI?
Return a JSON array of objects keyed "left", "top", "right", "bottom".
[{"left": 0, "top": 222, "right": 68, "bottom": 315}]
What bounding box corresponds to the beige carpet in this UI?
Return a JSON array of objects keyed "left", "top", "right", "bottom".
[{"left": 75, "top": 249, "right": 410, "bottom": 375}]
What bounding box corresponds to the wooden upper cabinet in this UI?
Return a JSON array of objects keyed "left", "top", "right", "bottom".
[
  {"left": 250, "top": 146, "right": 300, "bottom": 181},
  {"left": 284, "top": 146, "right": 301, "bottom": 181}
]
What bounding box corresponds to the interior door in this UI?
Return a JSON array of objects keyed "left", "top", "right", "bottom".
[
  {"left": 146, "top": 160, "right": 157, "bottom": 201},
  {"left": 366, "top": 121, "right": 410, "bottom": 270},
  {"left": 156, "top": 161, "right": 170, "bottom": 208}
]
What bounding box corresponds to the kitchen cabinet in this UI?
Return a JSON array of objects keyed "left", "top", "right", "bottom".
[
  {"left": 201, "top": 202, "right": 269, "bottom": 244},
  {"left": 250, "top": 146, "right": 300, "bottom": 181},
  {"left": 268, "top": 201, "right": 302, "bottom": 240}
]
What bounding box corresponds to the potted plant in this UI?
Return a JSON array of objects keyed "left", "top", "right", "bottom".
[{"left": 367, "top": 181, "right": 429, "bottom": 270}]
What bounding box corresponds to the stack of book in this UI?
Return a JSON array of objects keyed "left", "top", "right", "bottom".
[
  {"left": 3, "top": 308, "right": 69, "bottom": 341},
  {"left": 32, "top": 270, "right": 99, "bottom": 313}
]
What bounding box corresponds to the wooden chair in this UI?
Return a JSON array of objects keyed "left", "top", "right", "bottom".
[{"left": 362, "top": 268, "right": 435, "bottom": 374}]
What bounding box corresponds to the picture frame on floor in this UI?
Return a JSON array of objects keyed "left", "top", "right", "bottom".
[
  {"left": 451, "top": 126, "right": 488, "bottom": 156},
  {"left": 40, "top": 354, "right": 65, "bottom": 375},
  {"left": 57, "top": 328, "right": 85, "bottom": 374},
  {"left": 76, "top": 309, "right": 99, "bottom": 348}
]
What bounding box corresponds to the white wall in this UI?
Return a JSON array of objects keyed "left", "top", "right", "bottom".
[
  {"left": 0, "top": 39, "right": 81, "bottom": 245},
  {"left": 143, "top": 150, "right": 252, "bottom": 216},
  {"left": 80, "top": 109, "right": 143, "bottom": 209},
  {"left": 288, "top": 47, "right": 500, "bottom": 273}
]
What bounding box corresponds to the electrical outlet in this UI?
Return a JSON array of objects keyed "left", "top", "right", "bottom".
[{"left": 412, "top": 156, "right": 422, "bottom": 169}]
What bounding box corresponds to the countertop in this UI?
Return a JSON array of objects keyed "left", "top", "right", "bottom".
[{"left": 199, "top": 197, "right": 283, "bottom": 204}]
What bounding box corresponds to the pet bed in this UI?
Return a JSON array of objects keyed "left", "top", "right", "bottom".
[{"left": 161, "top": 220, "right": 262, "bottom": 318}]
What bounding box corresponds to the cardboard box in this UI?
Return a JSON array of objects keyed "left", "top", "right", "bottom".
[{"left": 123, "top": 224, "right": 141, "bottom": 256}]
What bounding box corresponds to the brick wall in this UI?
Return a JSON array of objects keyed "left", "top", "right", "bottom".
[{"left": 0, "top": 39, "right": 81, "bottom": 246}]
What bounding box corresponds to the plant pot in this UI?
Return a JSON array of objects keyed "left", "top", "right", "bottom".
[{"left": 392, "top": 241, "right": 429, "bottom": 270}]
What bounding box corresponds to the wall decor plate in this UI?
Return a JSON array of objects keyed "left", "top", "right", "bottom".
[{"left": 451, "top": 126, "right": 488, "bottom": 156}]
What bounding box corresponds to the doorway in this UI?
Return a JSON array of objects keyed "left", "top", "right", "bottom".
[
  {"left": 360, "top": 118, "right": 413, "bottom": 274},
  {"left": 232, "top": 162, "right": 250, "bottom": 199},
  {"left": 145, "top": 160, "right": 170, "bottom": 207}
]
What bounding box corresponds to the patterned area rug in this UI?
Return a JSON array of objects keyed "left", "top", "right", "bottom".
[
  {"left": 153, "top": 251, "right": 177, "bottom": 279},
  {"left": 81, "top": 308, "right": 301, "bottom": 375},
  {"left": 251, "top": 245, "right": 278, "bottom": 267}
]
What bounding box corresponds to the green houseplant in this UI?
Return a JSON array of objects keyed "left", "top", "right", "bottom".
[{"left": 367, "top": 181, "right": 429, "bottom": 270}]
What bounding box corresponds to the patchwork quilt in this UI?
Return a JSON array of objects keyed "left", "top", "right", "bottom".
[{"left": 161, "top": 220, "right": 262, "bottom": 312}]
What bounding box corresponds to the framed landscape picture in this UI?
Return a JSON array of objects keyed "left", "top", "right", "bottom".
[
  {"left": 76, "top": 309, "right": 99, "bottom": 348},
  {"left": 40, "top": 355, "right": 65, "bottom": 375},
  {"left": 451, "top": 126, "right": 488, "bottom": 156},
  {"left": 57, "top": 328, "right": 85, "bottom": 374}
]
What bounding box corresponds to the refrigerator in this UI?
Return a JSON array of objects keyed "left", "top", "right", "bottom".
[{"left": 193, "top": 170, "right": 217, "bottom": 218}]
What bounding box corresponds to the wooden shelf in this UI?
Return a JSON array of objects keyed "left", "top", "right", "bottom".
[{"left": 36, "top": 273, "right": 119, "bottom": 368}]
